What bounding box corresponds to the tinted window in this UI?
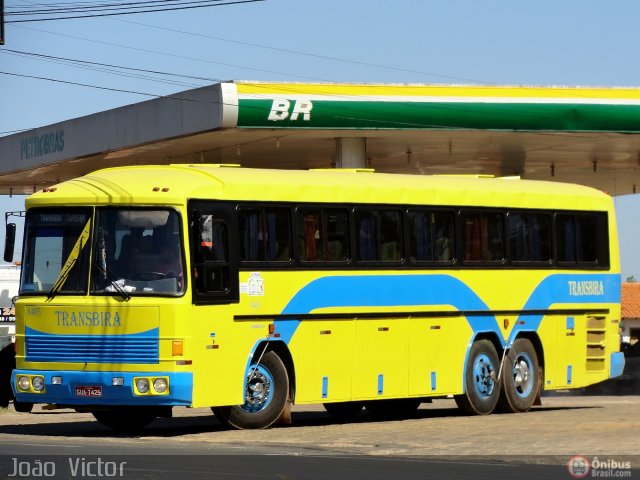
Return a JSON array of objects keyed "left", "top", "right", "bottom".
[
  {"left": 408, "top": 211, "right": 454, "bottom": 262},
  {"left": 508, "top": 213, "right": 552, "bottom": 262},
  {"left": 557, "top": 214, "right": 598, "bottom": 263},
  {"left": 355, "top": 210, "right": 402, "bottom": 262},
  {"left": 92, "top": 208, "right": 184, "bottom": 295},
  {"left": 297, "top": 209, "right": 348, "bottom": 262},
  {"left": 239, "top": 208, "right": 291, "bottom": 262},
  {"left": 463, "top": 212, "right": 504, "bottom": 262},
  {"left": 20, "top": 208, "right": 92, "bottom": 295}
]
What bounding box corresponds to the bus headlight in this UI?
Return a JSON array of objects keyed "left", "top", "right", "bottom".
[
  {"left": 31, "top": 376, "right": 45, "bottom": 392},
  {"left": 136, "top": 378, "right": 149, "bottom": 394},
  {"left": 17, "top": 376, "right": 31, "bottom": 391},
  {"left": 153, "top": 378, "right": 168, "bottom": 394}
]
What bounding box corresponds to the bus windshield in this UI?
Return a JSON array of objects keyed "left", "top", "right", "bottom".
[
  {"left": 92, "top": 208, "right": 184, "bottom": 296},
  {"left": 19, "top": 207, "right": 185, "bottom": 296},
  {"left": 20, "top": 208, "right": 92, "bottom": 295}
]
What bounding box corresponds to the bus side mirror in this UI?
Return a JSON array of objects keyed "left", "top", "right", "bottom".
[{"left": 4, "top": 222, "right": 16, "bottom": 263}]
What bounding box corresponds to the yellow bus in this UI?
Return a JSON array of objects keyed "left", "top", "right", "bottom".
[{"left": 6, "top": 165, "right": 624, "bottom": 430}]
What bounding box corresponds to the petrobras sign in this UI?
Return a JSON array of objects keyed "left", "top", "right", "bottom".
[{"left": 20, "top": 129, "right": 65, "bottom": 160}]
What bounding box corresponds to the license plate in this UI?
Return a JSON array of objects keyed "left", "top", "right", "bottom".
[{"left": 75, "top": 386, "right": 102, "bottom": 397}]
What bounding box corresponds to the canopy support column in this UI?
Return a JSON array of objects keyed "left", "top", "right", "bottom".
[{"left": 334, "top": 138, "right": 366, "bottom": 169}]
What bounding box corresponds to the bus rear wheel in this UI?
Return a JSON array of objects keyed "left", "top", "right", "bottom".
[
  {"left": 496, "top": 338, "right": 540, "bottom": 413},
  {"left": 213, "top": 351, "right": 289, "bottom": 430},
  {"left": 92, "top": 409, "right": 157, "bottom": 432},
  {"left": 455, "top": 339, "right": 500, "bottom": 415}
]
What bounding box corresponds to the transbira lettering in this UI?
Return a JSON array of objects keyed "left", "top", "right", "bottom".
[
  {"left": 568, "top": 280, "right": 604, "bottom": 296},
  {"left": 55, "top": 311, "right": 122, "bottom": 327}
]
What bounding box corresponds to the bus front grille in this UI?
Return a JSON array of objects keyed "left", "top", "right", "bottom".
[{"left": 25, "top": 330, "right": 159, "bottom": 364}]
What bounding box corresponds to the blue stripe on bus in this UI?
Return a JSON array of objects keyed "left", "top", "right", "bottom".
[
  {"left": 277, "top": 274, "right": 501, "bottom": 343},
  {"left": 508, "top": 273, "right": 620, "bottom": 343},
  {"left": 275, "top": 273, "right": 619, "bottom": 348}
]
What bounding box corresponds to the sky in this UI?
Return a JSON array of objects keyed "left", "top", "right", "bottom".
[{"left": 2, "top": 0, "right": 640, "bottom": 277}]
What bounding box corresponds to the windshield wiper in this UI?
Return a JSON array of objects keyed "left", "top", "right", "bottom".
[
  {"left": 95, "top": 262, "right": 130, "bottom": 301},
  {"left": 48, "top": 219, "right": 92, "bottom": 300},
  {"left": 94, "top": 226, "right": 130, "bottom": 301}
]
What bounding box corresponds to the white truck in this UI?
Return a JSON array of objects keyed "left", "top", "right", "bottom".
[{"left": 0, "top": 264, "right": 19, "bottom": 408}]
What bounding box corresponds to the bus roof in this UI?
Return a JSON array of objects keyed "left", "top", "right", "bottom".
[{"left": 26, "top": 164, "right": 613, "bottom": 212}]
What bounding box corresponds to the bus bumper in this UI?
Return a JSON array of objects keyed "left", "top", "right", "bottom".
[
  {"left": 11, "top": 370, "right": 193, "bottom": 406},
  {"left": 610, "top": 352, "right": 625, "bottom": 379}
]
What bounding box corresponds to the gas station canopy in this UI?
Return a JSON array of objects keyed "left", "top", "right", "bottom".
[{"left": 3, "top": 81, "right": 640, "bottom": 195}]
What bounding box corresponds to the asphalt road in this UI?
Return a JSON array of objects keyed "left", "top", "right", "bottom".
[{"left": 0, "top": 395, "right": 638, "bottom": 479}]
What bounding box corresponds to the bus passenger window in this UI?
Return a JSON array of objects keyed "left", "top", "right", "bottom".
[
  {"left": 356, "top": 212, "right": 378, "bottom": 261},
  {"left": 326, "top": 210, "right": 348, "bottom": 261},
  {"left": 297, "top": 209, "right": 348, "bottom": 263},
  {"left": 557, "top": 214, "right": 597, "bottom": 263},
  {"left": 408, "top": 212, "right": 431, "bottom": 261},
  {"left": 464, "top": 212, "right": 504, "bottom": 263},
  {"left": 239, "top": 208, "right": 291, "bottom": 262},
  {"left": 298, "top": 211, "right": 322, "bottom": 261},
  {"left": 356, "top": 210, "right": 402, "bottom": 262},
  {"left": 508, "top": 213, "right": 551, "bottom": 262},
  {"left": 379, "top": 211, "right": 401, "bottom": 262},
  {"left": 408, "top": 211, "right": 454, "bottom": 262}
]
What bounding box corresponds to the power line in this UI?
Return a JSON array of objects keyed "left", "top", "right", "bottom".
[
  {"left": 2, "top": 49, "right": 217, "bottom": 81},
  {"left": 117, "top": 18, "right": 496, "bottom": 85},
  {"left": 8, "top": 0, "right": 229, "bottom": 14},
  {"left": 1, "top": 49, "right": 209, "bottom": 87},
  {"left": 9, "top": 8, "right": 495, "bottom": 85},
  {"left": 6, "top": 0, "right": 264, "bottom": 23},
  {"left": 13, "top": 24, "right": 333, "bottom": 82},
  {"left": 0, "top": 70, "right": 185, "bottom": 97}
]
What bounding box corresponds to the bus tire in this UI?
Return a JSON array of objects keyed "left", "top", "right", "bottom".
[
  {"left": 213, "top": 351, "right": 289, "bottom": 430},
  {"left": 496, "top": 338, "right": 540, "bottom": 413},
  {"left": 455, "top": 339, "right": 500, "bottom": 415},
  {"left": 323, "top": 401, "right": 363, "bottom": 421},
  {"left": 92, "top": 410, "right": 156, "bottom": 432},
  {"left": 0, "top": 346, "right": 14, "bottom": 409},
  {"left": 13, "top": 401, "right": 33, "bottom": 413}
]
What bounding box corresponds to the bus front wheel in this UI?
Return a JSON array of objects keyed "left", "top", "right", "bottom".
[
  {"left": 213, "top": 351, "right": 289, "bottom": 430},
  {"left": 496, "top": 338, "right": 540, "bottom": 413},
  {"left": 13, "top": 401, "right": 34, "bottom": 413},
  {"left": 455, "top": 339, "right": 500, "bottom": 415}
]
